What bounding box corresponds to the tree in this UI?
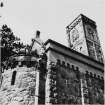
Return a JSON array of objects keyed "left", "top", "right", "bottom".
[{"left": 0, "top": 24, "right": 25, "bottom": 62}]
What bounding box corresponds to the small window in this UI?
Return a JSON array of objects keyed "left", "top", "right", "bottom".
[
  {"left": 1, "top": 76, "right": 3, "bottom": 85},
  {"left": 11, "top": 71, "right": 17, "bottom": 85}
]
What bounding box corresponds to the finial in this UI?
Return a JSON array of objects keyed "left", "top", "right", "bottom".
[
  {"left": 0, "top": 2, "right": 3, "bottom": 7},
  {"left": 36, "top": 30, "right": 40, "bottom": 38}
]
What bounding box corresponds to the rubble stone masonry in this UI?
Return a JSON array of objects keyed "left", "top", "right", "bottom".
[{"left": 0, "top": 66, "right": 37, "bottom": 105}]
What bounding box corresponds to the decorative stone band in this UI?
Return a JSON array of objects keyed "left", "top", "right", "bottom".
[{"left": 56, "top": 59, "right": 104, "bottom": 81}]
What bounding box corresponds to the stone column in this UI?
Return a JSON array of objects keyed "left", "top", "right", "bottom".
[
  {"left": 80, "top": 78, "right": 85, "bottom": 105},
  {"left": 45, "top": 61, "right": 58, "bottom": 105},
  {"left": 34, "top": 64, "right": 40, "bottom": 105},
  {"left": 45, "top": 61, "right": 52, "bottom": 105},
  {"left": 80, "top": 72, "right": 88, "bottom": 105}
]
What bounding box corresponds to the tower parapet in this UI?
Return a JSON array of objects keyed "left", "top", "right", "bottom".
[{"left": 0, "top": 31, "right": 47, "bottom": 105}]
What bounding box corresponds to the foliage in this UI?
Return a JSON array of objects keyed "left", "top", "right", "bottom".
[{"left": 0, "top": 24, "right": 25, "bottom": 62}]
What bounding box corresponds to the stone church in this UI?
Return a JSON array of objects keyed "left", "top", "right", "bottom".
[{"left": 0, "top": 14, "right": 104, "bottom": 105}]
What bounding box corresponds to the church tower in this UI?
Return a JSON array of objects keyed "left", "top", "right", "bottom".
[{"left": 66, "top": 14, "right": 103, "bottom": 63}]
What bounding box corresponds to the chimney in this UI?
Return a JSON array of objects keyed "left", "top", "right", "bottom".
[{"left": 36, "top": 30, "right": 40, "bottom": 38}]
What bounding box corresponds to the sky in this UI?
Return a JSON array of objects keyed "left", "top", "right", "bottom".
[{"left": 1, "top": 0, "right": 105, "bottom": 55}]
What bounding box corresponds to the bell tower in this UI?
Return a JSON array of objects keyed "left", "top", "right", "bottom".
[{"left": 66, "top": 14, "right": 103, "bottom": 63}]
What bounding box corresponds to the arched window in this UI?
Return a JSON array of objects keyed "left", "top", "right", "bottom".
[{"left": 11, "top": 71, "right": 17, "bottom": 85}]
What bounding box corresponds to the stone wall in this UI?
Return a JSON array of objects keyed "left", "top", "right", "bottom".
[
  {"left": 0, "top": 66, "right": 37, "bottom": 105},
  {"left": 47, "top": 60, "right": 104, "bottom": 105},
  {"left": 56, "top": 60, "right": 104, "bottom": 104}
]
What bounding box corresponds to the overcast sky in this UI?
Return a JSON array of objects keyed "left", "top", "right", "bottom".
[{"left": 1, "top": 0, "right": 105, "bottom": 54}]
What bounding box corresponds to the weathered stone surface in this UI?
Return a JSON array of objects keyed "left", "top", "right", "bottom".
[{"left": 0, "top": 67, "right": 37, "bottom": 105}]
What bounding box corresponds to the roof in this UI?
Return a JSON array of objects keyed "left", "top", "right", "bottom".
[
  {"left": 45, "top": 39, "right": 104, "bottom": 72},
  {"left": 66, "top": 14, "right": 96, "bottom": 29}
]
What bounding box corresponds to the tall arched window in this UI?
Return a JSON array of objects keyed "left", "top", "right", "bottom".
[{"left": 11, "top": 71, "right": 17, "bottom": 85}]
